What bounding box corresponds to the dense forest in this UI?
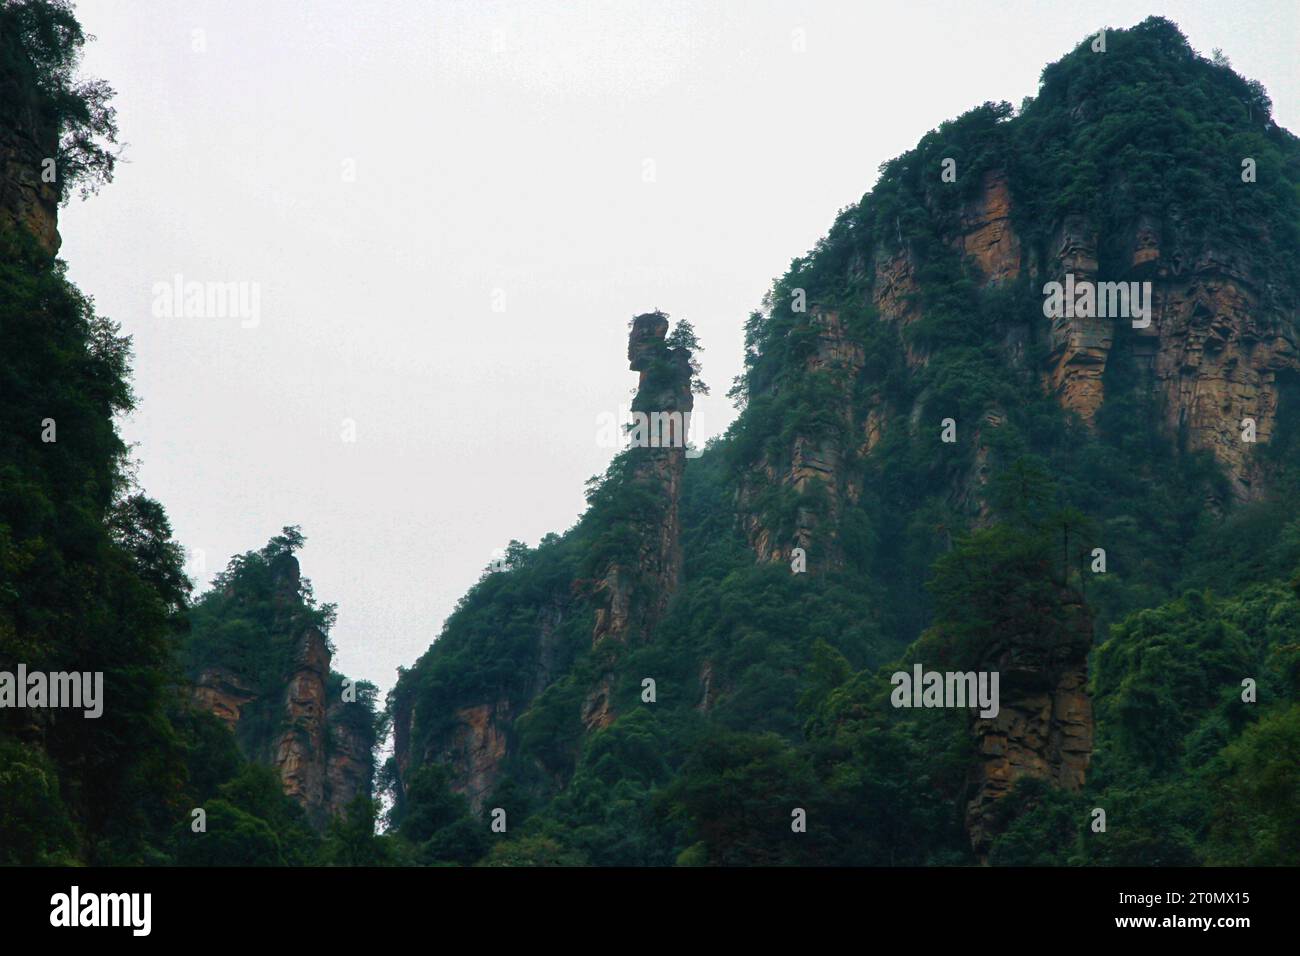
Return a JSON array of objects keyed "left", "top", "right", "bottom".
[
  {"left": 384, "top": 17, "right": 1300, "bottom": 866},
  {"left": 0, "top": 0, "right": 384, "bottom": 866},
  {"left": 1, "top": 4, "right": 1296, "bottom": 868}
]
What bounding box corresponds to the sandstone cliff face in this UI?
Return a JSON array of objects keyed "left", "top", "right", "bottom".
[
  {"left": 1139, "top": 245, "right": 1298, "bottom": 501},
  {"left": 432, "top": 702, "right": 511, "bottom": 814},
  {"left": 964, "top": 590, "right": 1094, "bottom": 858},
  {"left": 737, "top": 172, "right": 1042, "bottom": 570},
  {"left": 981, "top": 173, "right": 1298, "bottom": 503},
  {"left": 390, "top": 684, "right": 515, "bottom": 819},
  {"left": 191, "top": 556, "right": 374, "bottom": 828},
  {"left": 806, "top": 168, "right": 1297, "bottom": 531},
  {"left": 191, "top": 666, "right": 257, "bottom": 729},
  {"left": 738, "top": 306, "right": 865, "bottom": 571},
  {"left": 326, "top": 695, "right": 375, "bottom": 814},
  {"left": 390, "top": 597, "right": 572, "bottom": 815},
  {"left": 273, "top": 625, "right": 331, "bottom": 827},
  {"left": 0, "top": 120, "right": 60, "bottom": 254},
  {"left": 583, "top": 312, "right": 695, "bottom": 729},
  {"left": 953, "top": 170, "right": 1022, "bottom": 285}
]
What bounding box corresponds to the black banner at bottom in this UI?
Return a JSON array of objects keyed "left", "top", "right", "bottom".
[{"left": 0, "top": 865, "right": 1283, "bottom": 941}]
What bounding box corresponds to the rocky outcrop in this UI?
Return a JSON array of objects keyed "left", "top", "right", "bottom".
[
  {"left": 738, "top": 307, "right": 865, "bottom": 571},
  {"left": 1138, "top": 243, "right": 1298, "bottom": 501},
  {"left": 879, "top": 169, "right": 1298, "bottom": 505},
  {"left": 431, "top": 702, "right": 511, "bottom": 814},
  {"left": 191, "top": 666, "right": 257, "bottom": 729},
  {"left": 272, "top": 625, "right": 332, "bottom": 826},
  {"left": 1040, "top": 215, "right": 1111, "bottom": 423},
  {"left": 0, "top": 116, "right": 60, "bottom": 254},
  {"left": 326, "top": 695, "right": 375, "bottom": 814},
  {"left": 583, "top": 312, "right": 695, "bottom": 728},
  {"left": 954, "top": 169, "right": 1022, "bottom": 286},
  {"left": 1027, "top": 205, "right": 1297, "bottom": 501},
  {"left": 190, "top": 555, "right": 374, "bottom": 828},
  {"left": 391, "top": 601, "right": 570, "bottom": 814},
  {"left": 605, "top": 311, "right": 695, "bottom": 636},
  {"left": 964, "top": 589, "right": 1094, "bottom": 858}
]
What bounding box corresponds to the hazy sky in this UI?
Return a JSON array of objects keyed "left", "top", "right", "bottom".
[{"left": 61, "top": 0, "right": 1300, "bottom": 695}]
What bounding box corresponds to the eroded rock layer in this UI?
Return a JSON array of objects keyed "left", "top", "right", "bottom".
[
  {"left": 965, "top": 590, "right": 1094, "bottom": 858},
  {"left": 190, "top": 556, "right": 374, "bottom": 828}
]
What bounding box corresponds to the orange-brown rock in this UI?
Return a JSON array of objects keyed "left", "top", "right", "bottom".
[
  {"left": 273, "top": 626, "right": 331, "bottom": 826},
  {"left": 1039, "top": 215, "right": 1113, "bottom": 424},
  {"left": 0, "top": 121, "right": 60, "bottom": 254},
  {"left": 590, "top": 314, "right": 696, "bottom": 650},
  {"left": 326, "top": 695, "right": 375, "bottom": 814},
  {"left": 954, "top": 169, "right": 1021, "bottom": 285},
  {"left": 738, "top": 306, "right": 864, "bottom": 571},
  {"left": 1141, "top": 250, "right": 1298, "bottom": 501},
  {"left": 432, "top": 702, "right": 511, "bottom": 814},
  {"left": 965, "top": 590, "right": 1094, "bottom": 858},
  {"left": 192, "top": 667, "right": 257, "bottom": 730},
  {"left": 189, "top": 556, "right": 375, "bottom": 829}
]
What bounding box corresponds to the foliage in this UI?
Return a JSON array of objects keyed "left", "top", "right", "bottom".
[{"left": 0, "top": 0, "right": 119, "bottom": 200}]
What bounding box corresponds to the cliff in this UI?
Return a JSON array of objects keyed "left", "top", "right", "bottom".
[
  {"left": 964, "top": 589, "right": 1094, "bottom": 858},
  {"left": 0, "top": 118, "right": 60, "bottom": 254},
  {"left": 387, "top": 18, "right": 1300, "bottom": 865},
  {"left": 389, "top": 314, "right": 695, "bottom": 814},
  {"left": 188, "top": 550, "right": 377, "bottom": 829},
  {"left": 584, "top": 311, "right": 695, "bottom": 727}
]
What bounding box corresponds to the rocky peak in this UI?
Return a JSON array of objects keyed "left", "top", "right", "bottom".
[
  {"left": 584, "top": 313, "right": 695, "bottom": 727},
  {"left": 628, "top": 310, "right": 670, "bottom": 371},
  {"left": 190, "top": 552, "right": 375, "bottom": 829}
]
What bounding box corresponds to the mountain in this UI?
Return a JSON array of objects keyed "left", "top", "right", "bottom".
[
  {"left": 384, "top": 17, "right": 1300, "bottom": 866},
  {"left": 183, "top": 533, "right": 381, "bottom": 831},
  {"left": 2, "top": 4, "right": 1296, "bottom": 869},
  {"left": 0, "top": 0, "right": 381, "bottom": 865}
]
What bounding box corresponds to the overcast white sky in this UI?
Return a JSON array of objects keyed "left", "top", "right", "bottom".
[{"left": 60, "top": 0, "right": 1300, "bottom": 695}]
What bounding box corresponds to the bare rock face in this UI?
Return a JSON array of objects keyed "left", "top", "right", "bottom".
[
  {"left": 190, "top": 556, "right": 374, "bottom": 829},
  {"left": 192, "top": 667, "right": 257, "bottom": 729},
  {"left": 1014, "top": 192, "right": 1297, "bottom": 501},
  {"left": 738, "top": 307, "right": 865, "bottom": 571},
  {"left": 595, "top": 314, "right": 695, "bottom": 627},
  {"left": 395, "top": 609, "right": 571, "bottom": 812},
  {"left": 737, "top": 175, "right": 1036, "bottom": 569},
  {"left": 953, "top": 169, "right": 1022, "bottom": 285},
  {"left": 430, "top": 702, "right": 511, "bottom": 814},
  {"left": 1041, "top": 215, "right": 1112, "bottom": 423},
  {"left": 0, "top": 122, "right": 61, "bottom": 254},
  {"left": 326, "top": 695, "right": 375, "bottom": 815},
  {"left": 583, "top": 313, "right": 695, "bottom": 728},
  {"left": 964, "top": 590, "right": 1094, "bottom": 858},
  {"left": 868, "top": 169, "right": 1298, "bottom": 507},
  {"left": 1140, "top": 247, "right": 1298, "bottom": 501},
  {"left": 273, "top": 625, "right": 331, "bottom": 827}
]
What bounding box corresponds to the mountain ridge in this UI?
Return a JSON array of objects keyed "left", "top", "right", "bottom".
[{"left": 383, "top": 16, "right": 1300, "bottom": 865}]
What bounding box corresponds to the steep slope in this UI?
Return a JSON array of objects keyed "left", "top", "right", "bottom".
[
  {"left": 183, "top": 531, "right": 382, "bottom": 830},
  {"left": 1, "top": 1, "right": 384, "bottom": 864},
  {"left": 387, "top": 17, "right": 1300, "bottom": 866},
  {"left": 0, "top": 0, "right": 194, "bottom": 865}
]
